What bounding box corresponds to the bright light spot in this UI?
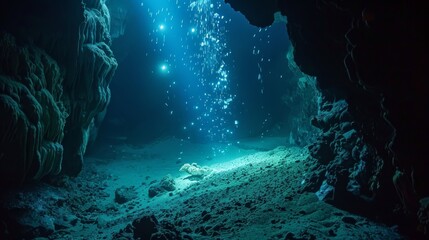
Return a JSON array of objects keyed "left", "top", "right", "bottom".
[
  {"left": 234, "top": 120, "right": 239, "bottom": 125},
  {"left": 159, "top": 63, "right": 169, "bottom": 74},
  {"left": 191, "top": 28, "right": 196, "bottom": 33},
  {"left": 159, "top": 24, "right": 165, "bottom": 30}
]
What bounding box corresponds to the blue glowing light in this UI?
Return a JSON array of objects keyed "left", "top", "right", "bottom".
[
  {"left": 159, "top": 24, "right": 165, "bottom": 31},
  {"left": 159, "top": 63, "right": 169, "bottom": 73},
  {"left": 191, "top": 28, "right": 196, "bottom": 33}
]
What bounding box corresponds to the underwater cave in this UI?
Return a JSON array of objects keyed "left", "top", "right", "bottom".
[{"left": 0, "top": 0, "right": 428, "bottom": 239}]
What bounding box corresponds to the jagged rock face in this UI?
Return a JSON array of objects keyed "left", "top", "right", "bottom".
[
  {"left": 62, "top": 0, "right": 117, "bottom": 176},
  {"left": 225, "top": 0, "right": 429, "bottom": 230},
  {"left": 0, "top": 0, "right": 117, "bottom": 186},
  {"left": 308, "top": 100, "right": 388, "bottom": 209},
  {"left": 0, "top": 33, "right": 67, "bottom": 186},
  {"left": 225, "top": 0, "right": 278, "bottom": 27}
]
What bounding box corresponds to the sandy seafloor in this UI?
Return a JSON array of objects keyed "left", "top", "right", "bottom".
[{"left": 5, "top": 137, "right": 404, "bottom": 239}]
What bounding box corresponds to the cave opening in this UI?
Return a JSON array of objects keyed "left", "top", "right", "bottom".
[
  {"left": 0, "top": 0, "right": 427, "bottom": 239},
  {"left": 97, "top": 0, "right": 319, "bottom": 147},
  {"left": 89, "top": 0, "right": 321, "bottom": 187}
]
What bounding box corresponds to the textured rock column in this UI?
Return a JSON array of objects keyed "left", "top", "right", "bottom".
[
  {"left": 0, "top": 33, "right": 67, "bottom": 187},
  {"left": 0, "top": 0, "right": 117, "bottom": 185},
  {"left": 61, "top": 0, "right": 118, "bottom": 176}
]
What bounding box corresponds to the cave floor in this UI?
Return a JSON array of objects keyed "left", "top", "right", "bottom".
[{"left": 4, "top": 137, "right": 403, "bottom": 239}]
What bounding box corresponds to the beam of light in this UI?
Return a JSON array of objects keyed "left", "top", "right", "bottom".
[
  {"left": 143, "top": 0, "right": 236, "bottom": 143},
  {"left": 182, "top": 0, "right": 236, "bottom": 143}
]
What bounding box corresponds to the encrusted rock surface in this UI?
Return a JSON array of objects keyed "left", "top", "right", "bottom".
[
  {"left": 309, "top": 100, "right": 384, "bottom": 207},
  {"left": 0, "top": 33, "right": 67, "bottom": 186},
  {"left": 0, "top": 0, "right": 117, "bottom": 186},
  {"left": 225, "top": 0, "right": 429, "bottom": 235},
  {"left": 114, "top": 186, "right": 137, "bottom": 204},
  {"left": 148, "top": 175, "right": 176, "bottom": 198}
]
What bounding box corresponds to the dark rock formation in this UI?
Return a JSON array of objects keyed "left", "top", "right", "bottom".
[
  {"left": 225, "top": 0, "right": 278, "bottom": 28},
  {"left": 0, "top": 183, "right": 74, "bottom": 239},
  {"left": 148, "top": 175, "right": 176, "bottom": 198},
  {"left": 114, "top": 186, "right": 137, "bottom": 204},
  {"left": 225, "top": 0, "right": 429, "bottom": 235},
  {"left": 113, "top": 214, "right": 181, "bottom": 240},
  {"left": 309, "top": 99, "right": 385, "bottom": 209},
  {"left": 0, "top": 33, "right": 67, "bottom": 187},
  {"left": 0, "top": 0, "right": 117, "bottom": 187},
  {"left": 61, "top": 0, "right": 117, "bottom": 176}
]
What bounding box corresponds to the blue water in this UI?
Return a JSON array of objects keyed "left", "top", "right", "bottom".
[{"left": 102, "top": 0, "right": 293, "bottom": 145}]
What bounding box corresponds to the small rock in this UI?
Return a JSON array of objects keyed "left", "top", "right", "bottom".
[
  {"left": 284, "top": 232, "right": 295, "bottom": 240},
  {"left": 328, "top": 229, "right": 337, "bottom": 236},
  {"left": 96, "top": 215, "right": 110, "bottom": 228},
  {"left": 148, "top": 175, "right": 176, "bottom": 198},
  {"left": 114, "top": 186, "right": 137, "bottom": 204},
  {"left": 202, "top": 213, "right": 211, "bottom": 222},
  {"left": 133, "top": 215, "right": 158, "bottom": 237}
]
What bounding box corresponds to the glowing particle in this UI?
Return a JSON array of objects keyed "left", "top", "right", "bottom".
[
  {"left": 159, "top": 24, "right": 165, "bottom": 30},
  {"left": 234, "top": 120, "right": 239, "bottom": 125},
  {"left": 159, "top": 63, "right": 170, "bottom": 74},
  {"left": 191, "top": 28, "right": 196, "bottom": 33}
]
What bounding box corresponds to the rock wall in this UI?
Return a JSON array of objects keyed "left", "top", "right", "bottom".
[
  {"left": 225, "top": 0, "right": 429, "bottom": 234},
  {"left": 0, "top": 0, "right": 117, "bottom": 187},
  {"left": 0, "top": 33, "right": 67, "bottom": 186},
  {"left": 61, "top": 0, "right": 117, "bottom": 176}
]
